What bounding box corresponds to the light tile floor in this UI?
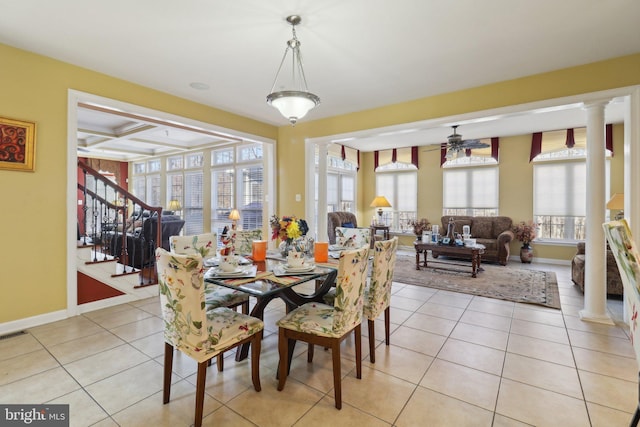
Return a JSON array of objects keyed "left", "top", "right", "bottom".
[{"left": 1, "top": 262, "right": 638, "bottom": 426}]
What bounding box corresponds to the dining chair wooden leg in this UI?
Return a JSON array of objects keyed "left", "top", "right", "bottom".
[
  {"left": 194, "top": 361, "right": 207, "bottom": 427},
  {"left": 277, "top": 329, "right": 288, "bottom": 391},
  {"left": 251, "top": 331, "right": 262, "bottom": 391},
  {"left": 331, "top": 339, "right": 342, "bottom": 409},
  {"left": 367, "top": 318, "right": 376, "bottom": 363},
  {"left": 286, "top": 336, "right": 297, "bottom": 376},
  {"left": 163, "top": 343, "right": 173, "bottom": 404},
  {"left": 355, "top": 324, "right": 362, "bottom": 379},
  {"left": 242, "top": 300, "right": 249, "bottom": 315},
  {"left": 216, "top": 354, "right": 224, "bottom": 372},
  {"left": 384, "top": 307, "right": 390, "bottom": 345},
  {"left": 307, "top": 343, "right": 314, "bottom": 363}
]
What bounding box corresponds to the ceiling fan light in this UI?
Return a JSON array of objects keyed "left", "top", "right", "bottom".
[{"left": 267, "top": 90, "right": 320, "bottom": 125}]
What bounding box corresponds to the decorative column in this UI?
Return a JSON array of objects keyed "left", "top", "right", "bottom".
[
  {"left": 316, "top": 143, "right": 329, "bottom": 242},
  {"left": 580, "top": 100, "right": 614, "bottom": 325},
  {"left": 625, "top": 88, "right": 640, "bottom": 239}
]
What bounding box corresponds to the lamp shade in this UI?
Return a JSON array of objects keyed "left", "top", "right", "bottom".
[
  {"left": 370, "top": 196, "right": 392, "bottom": 208},
  {"left": 168, "top": 199, "right": 181, "bottom": 211},
  {"left": 228, "top": 209, "right": 241, "bottom": 221},
  {"left": 606, "top": 193, "right": 624, "bottom": 210},
  {"left": 267, "top": 91, "right": 319, "bottom": 125}
]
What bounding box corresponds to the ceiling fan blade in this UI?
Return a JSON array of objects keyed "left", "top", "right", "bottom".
[{"left": 460, "top": 139, "right": 489, "bottom": 149}]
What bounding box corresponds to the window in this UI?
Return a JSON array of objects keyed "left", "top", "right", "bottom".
[
  {"left": 532, "top": 128, "right": 610, "bottom": 241},
  {"left": 239, "top": 166, "right": 263, "bottom": 230},
  {"left": 375, "top": 163, "right": 417, "bottom": 232},
  {"left": 167, "top": 155, "right": 183, "bottom": 171},
  {"left": 146, "top": 174, "right": 161, "bottom": 206},
  {"left": 534, "top": 161, "right": 586, "bottom": 240},
  {"left": 166, "top": 173, "right": 183, "bottom": 207},
  {"left": 442, "top": 166, "right": 499, "bottom": 217},
  {"left": 314, "top": 147, "right": 358, "bottom": 237},
  {"left": 211, "top": 144, "right": 264, "bottom": 235},
  {"left": 184, "top": 171, "right": 203, "bottom": 235}
]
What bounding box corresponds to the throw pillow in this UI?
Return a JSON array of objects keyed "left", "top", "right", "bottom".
[{"left": 341, "top": 222, "right": 355, "bottom": 228}]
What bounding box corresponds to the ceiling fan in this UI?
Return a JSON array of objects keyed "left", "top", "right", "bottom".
[{"left": 424, "top": 125, "right": 490, "bottom": 159}]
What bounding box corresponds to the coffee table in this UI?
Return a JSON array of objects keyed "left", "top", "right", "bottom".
[{"left": 414, "top": 241, "right": 485, "bottom": 278}]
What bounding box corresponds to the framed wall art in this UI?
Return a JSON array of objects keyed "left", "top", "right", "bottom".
[{"left": 0, "top": 116, "right": 36, "bottom": 172}]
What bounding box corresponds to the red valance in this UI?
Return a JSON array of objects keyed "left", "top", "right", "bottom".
[
  {"left": 529, "top": 132, "right": 543, "bottom": 162},
  {"left": 491, "top": 137, "right": 499, "bottom": 161},
  {"left": 606, "top": 124, "right": 613, "bottom": 155}
]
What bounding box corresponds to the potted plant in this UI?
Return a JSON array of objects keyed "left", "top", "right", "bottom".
[
  {"left": 410, "top": 218, "right": 431, "bottom": 240},
  {"left": 513, "top": 220, "right": 537, "bottom": 263}
]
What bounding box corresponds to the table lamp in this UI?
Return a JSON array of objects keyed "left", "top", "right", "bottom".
[
  {"left": 606, "top": 193, "right": 624, "bottom": 220},
  {"left": 168, "top": 199, "right": 181, "bottom": 216},
  {"left": 370, "top": 196, "right": 391, "bottom": 225},
  {"left": 229, "top": 208, "right": 240, "bottom": 229}
]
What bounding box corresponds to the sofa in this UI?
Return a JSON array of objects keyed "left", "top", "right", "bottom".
[
  {"left": 431, "top": 216, "right": 514, "bottom": 265},
  {"left": 109, "top": 214, "right": 185, "bottom": 268},
  {"left": 571, "top": 242, "right": 623, "bottom": 296}
]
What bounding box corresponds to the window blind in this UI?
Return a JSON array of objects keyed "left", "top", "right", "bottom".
[
  {"left": 534, "top": 162, "right": 586, "bottom": 217},
  {"left": 443, "top": 167, "right": 498, "bottom": 209}
]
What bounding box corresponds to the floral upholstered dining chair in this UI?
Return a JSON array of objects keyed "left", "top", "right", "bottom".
[
  {"left": 335, "top": 226, "right": 371, "bottom": 249},
  {"left": 276, "top": 245, "right": 370, "bottom": 409},
  {"left": 169, "top": 232, "right": 250, "bottom": 368},
  {"left": 233, "top": 229, "right": 263, "bottom": 255},
  {"left": 363, "top": 237, "right": 398, "bottom": 363},
  {"left": 156, "top": 248, "right": 263, "bottom": 427}
]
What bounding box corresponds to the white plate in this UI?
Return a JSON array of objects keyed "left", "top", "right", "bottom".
[
  {"left": 213, "top": 267, "right": 244, "bottom": 276},
  {"left": 204, "top": 256, "right": 252, "bottom": 267},
  {"left": 284, "top": 264, "right": 315, "bottom": 272}
]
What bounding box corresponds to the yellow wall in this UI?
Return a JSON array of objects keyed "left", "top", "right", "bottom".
[
  {"left": 0, "top": 40, "right": 638, "bottom": 325},
  {"left": 0, "top": 43, "right": 276, "bottom": 324}
]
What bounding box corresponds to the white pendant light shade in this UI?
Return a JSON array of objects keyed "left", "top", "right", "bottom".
[
  {"left": 267, "top": 90, "right": 320, "bottom": 125},
  {"left": 267, "top": 15, "right": 320, "bottom": 125}
]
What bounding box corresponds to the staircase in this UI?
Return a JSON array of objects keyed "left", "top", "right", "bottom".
[
  {"left": 76, "top": 245, "right": 158, "bottom": 307},
  {"left": 77, "top": 160, "right": 164, "bottom": 307}
]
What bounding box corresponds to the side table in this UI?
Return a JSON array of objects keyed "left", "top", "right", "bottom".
[{"left": 370, "top": 225, "right": 390, "bottom": 248}]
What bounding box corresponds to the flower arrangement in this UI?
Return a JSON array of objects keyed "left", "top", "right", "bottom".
[
  {"left": 409, "top": 218, "right": 431, "bottom": 236},
  {"left": 270, "top": 215, "right": 308, "bottom": 244},
  {"left": 513, "top": 220, "right": 538, "bottom": 246}
]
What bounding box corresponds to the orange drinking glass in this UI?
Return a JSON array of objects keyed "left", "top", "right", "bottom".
[
  {"left": 314, "top": 242, "right": 329, "bottom": 263},
  {"left": 252, "top": 240, "right": 267, "bottom": 261}
]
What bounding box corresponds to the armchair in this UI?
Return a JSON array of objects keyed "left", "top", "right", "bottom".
[
  {"left": 327, "top": 211, "right": 358, "bottom": 244},
  {"left": 571, "top": 242, "right": 623, "bottom": 296}
]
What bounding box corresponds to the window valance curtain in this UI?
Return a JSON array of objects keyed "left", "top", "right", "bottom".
[
  {"left": 529, "top": 125, "right": 613, "bottom": 161},
  {"left": 373, "top": 146, "right": 419, "bottom": 170},
  {"left": 328, "top": 144, "right": 360, "bottom": 170}
]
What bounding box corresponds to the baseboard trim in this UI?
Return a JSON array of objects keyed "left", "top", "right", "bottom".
[
  {"left": 0, "top": 309, "right": 68, "bottom": 337},
  {"left": 77, "top": 294, "right": 136, "bottom": 314}
]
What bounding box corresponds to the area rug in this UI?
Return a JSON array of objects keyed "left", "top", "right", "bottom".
[{"left": 392, "top": 255, "right": 561, "bottom": 309}]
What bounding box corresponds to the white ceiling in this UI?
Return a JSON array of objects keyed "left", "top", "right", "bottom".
[{"left": 1, "top": 0, "right": 639, "bottom": 160}]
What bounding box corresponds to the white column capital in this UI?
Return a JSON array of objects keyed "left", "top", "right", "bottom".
[{"left": 583, "top": 98, "right": 611, "bottom": 110}]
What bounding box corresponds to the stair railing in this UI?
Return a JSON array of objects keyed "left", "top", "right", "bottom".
[{"left": 77, "top": 160, "right": 162, "bottom": 287}]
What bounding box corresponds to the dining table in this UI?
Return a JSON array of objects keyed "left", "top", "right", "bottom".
[{"left": 204, "top": 252, "right": 338, "bottom": 361}]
